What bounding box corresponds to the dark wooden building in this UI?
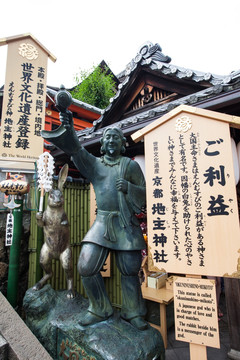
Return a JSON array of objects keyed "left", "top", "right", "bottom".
[{"left": 52, "top": 41, "right": 240, "bottom": 171}]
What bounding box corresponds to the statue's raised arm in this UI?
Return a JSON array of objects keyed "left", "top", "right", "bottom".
[
  {"left": 41, "top": 86, "right": 96, "bottom": 178},
  {"left": 42, "top": 86, "right": 81, "bottom": 156},
  {"left": 41, "top": 109, "right": 81, "bottom": 157}
]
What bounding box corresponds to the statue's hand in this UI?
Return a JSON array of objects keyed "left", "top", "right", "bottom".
[
  {"left": 36, "top": 211, "right": 43, "bottom": 220},
  {"left": 60, "top": 110, "right": 73, "bottom": 129},
  {"left": 116, "top": 178, "right": 128, "bottom": 193}
]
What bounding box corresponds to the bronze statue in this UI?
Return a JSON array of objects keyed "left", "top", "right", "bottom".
[
  {"left": 41, "top": 109, "right": 148, "bottom": 330},
  {"left": 33, "top": 164, "right": 75, "bottom": 299}
]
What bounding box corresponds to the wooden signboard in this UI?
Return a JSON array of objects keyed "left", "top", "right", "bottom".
[
  {"left": 132, "top": 105, "right": 240, "bottom": 278},
  {"left": 174, "top": 277, "right": 219, "bottom": 348},
  {"left": 0, "top": 34, "right": 56, "bottom": 171}
]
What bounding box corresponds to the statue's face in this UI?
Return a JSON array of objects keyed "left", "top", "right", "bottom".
[{"left": 102, "top": 129, "right": 123, "bottom": 157}]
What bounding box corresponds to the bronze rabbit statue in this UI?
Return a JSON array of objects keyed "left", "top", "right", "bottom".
[{"left": 33, "top": 164, "right": 75, "bottom": 299}]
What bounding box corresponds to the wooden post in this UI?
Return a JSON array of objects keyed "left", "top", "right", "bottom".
[
  {"left": 190, "top": 343, "right": 207, "bottom": 360},
  {"left": 186, "top": 275, "right": 208, "bottom": 360}
]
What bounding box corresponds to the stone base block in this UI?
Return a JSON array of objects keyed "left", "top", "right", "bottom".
[
  {"left": 23, "top": 285, "right": 165, "bottom": 360},
  {"left": 228, "top": 349, "right": 240, "bottom": 360},
  {"left": 0, "top": 334, "right": 8, "bottom": 359}
]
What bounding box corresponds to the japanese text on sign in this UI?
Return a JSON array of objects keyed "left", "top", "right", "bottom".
[
  {"left": 5, "top": 213, "right": 14, "bottom": 246},
  {"left": 0, "top": 39, "right": 47, "bottom": 162},
  {"left": 145, "top": 112, "right": 239, "bottom": 276}
]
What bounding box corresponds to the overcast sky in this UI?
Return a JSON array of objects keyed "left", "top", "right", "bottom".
[{"left": 1, "top": 0, "right": 240, "bottom": 89}]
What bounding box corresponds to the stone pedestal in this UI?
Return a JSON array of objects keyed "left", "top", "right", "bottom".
[
  {"left": 228, "top": 349, "right": 240, "bottom": 360},
  {"left": 23, "top": 285, "right": 165, "bottom": 360}
]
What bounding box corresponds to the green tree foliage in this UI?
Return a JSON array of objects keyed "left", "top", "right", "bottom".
[{"left": 70, "top": 65, "right": 116, "bottom": 109}]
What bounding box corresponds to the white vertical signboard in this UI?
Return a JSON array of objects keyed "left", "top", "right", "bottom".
[
  {"left": 0, "top": 34, "right": 56, "bottom": 170},
  {"left": 5, "top": 212, "right": 14, "bottom": 246},
  {"left": 132, "top": 105, "right": 240, "bottom": 277}
]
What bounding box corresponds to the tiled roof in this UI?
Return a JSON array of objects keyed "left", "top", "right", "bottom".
[
  {"left": 92, "top": 42, "right": 239, "bottom": 129},
  {"left": 74, "top": 42, "right": 240, "bottom": 145},
  {"left": 76, "top": 80, "right": 240, "bottom": 146}
]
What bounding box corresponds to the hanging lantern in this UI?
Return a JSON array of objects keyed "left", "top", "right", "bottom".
[{"left": 0, "top": 174, "right": 29, "bottom": 196}]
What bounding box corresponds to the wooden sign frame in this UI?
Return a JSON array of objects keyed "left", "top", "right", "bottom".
[
  {"left": 0, "top": 34, "right": 56, "bottom": 170},
  {"left": 132, "top": 105, "right": 240, "bottom": 278}
]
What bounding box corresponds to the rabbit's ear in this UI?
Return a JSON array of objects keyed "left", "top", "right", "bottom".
[{"left": 58, "top": 164, "right": 69, "bottom": 191}]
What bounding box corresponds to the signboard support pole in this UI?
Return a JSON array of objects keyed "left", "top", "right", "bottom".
[
  {"left": 7, "top": 198, "right": 23, "bottom": 308},
  {"left": 186, "top": 275, "right": 208, "bottom": 360},
  {"left": 190, "top": 343, "right": 207, "bottom": 360}
]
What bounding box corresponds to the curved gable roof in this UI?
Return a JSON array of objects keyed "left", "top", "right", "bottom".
[
  {"left": 93, "top": 42, "right": 232, "bottom": 130},
  {"left": 50, "top": 41, "right": 240, "bottom": 155}
]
